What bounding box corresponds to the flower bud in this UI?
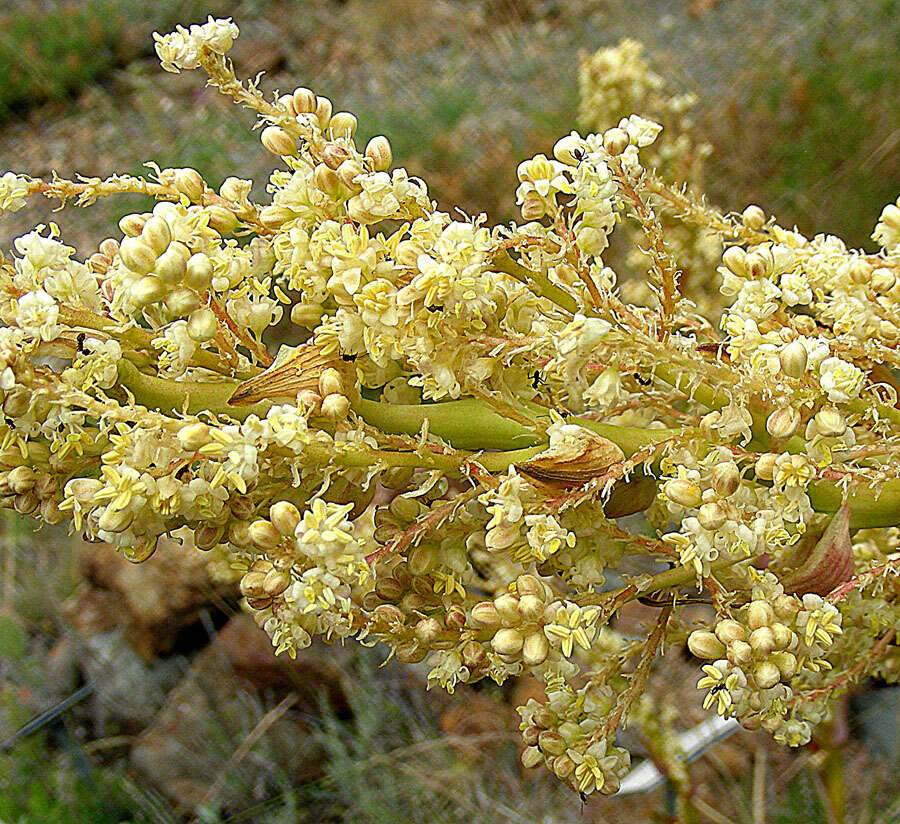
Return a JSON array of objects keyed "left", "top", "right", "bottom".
[
  {"left": 537, "top": 730, "right": 566, "bottom": 756},
  {"left": 336, "top": 158, "right": 364, "bottom": 190},
  {"left": 491, "top": 627, "right": 524, "bottom": 656},
  {"left": 746, "top": 600, "right": 775, "bottom": 629},
  {"left": 185, "top": 253, "right": 213, "bottom": 290},
  {"left": 461, "top": 640, "right": 487, "bottom": 669},
  {"left": 749, "top": 626, "right": 776, "bottom": 656},
  {"left": 220, "top": 176, "right": 250, "bottom": 202},
  {"left": 813, "top": 407, "right": 845, "bottom": 437},
  {"left": 722, "top": 246, "right": 747, "bottom": 276},
  {"left": 119, "top": 213, "right": 147, "bottom": 237},
  {"left": 119, "top": 236, "right": 157, "bottom": 274},
  {"left": 374, "top": 576, "right": 404, "bottom": 602},
  {"left": 155, "top": 243, "right": 189, "bottom": 283},
  {"left": 727, "top": 640, "right": 753, "bottom": 666},
  {"left": 771, "top": 651, "right": 798, "bottom": 680},
  {"left": 663, "top": 478, "right": 702, "bottom": 508},
  {"left": 365, "top": 135, "right": 392, "bottom": 171},
  {"left": 8, "top": 466, "right": 36, "bottom": 492},
  {"left": 290, "top": 302, "right": 326, "bottom": 328},
  {"left": 553, "top": 134, "right": 587, "bottom": 165},
  {"left": 187, "top": 308, "right": 217, "bottom": 342},
  {"left": 698, "top": 501, "right": 727, "bottom": 531},
  {"left": 755, "top": 453, "right": 777, "bottom": 481},
  {"left": 248, "top": 519, "right": 281, "bottom": 550},
  {"left": 742, "top": 205, "right": 766, "bottom": 230},
  {"left": 174, "top": 168, "right": 204, "bottom": 201},
  {"left": 711, "top": 461, "right": 741, "bottom": 497},
  {"left": 261, "top": 125, "right": 296, "bottom": 156},
  {"left": 522, "top": 632, "right": 550, "bottom": 666},
  {"left": 517, "top": 594, "right": 545, "bottom": 622},
  {"left": 314, "top": 95, "right": 333, "bottom": 127},
  {"left": 521, "top": 747, "right": 543, "bottom": 769},
  {"left": 493, "top": 592, "right": 521, "bottom": 623},
  {"left": 318, "top": 367, "right": 344, "bottom": 397},
  {"left": 715, "top": 619, "right": 746, "bottom": 644},
  {"left": 263, "top": 568, "right": 291, "bottom": 597},
  {"left": 164, "top": 288, "right": 200, "bottom": 315},
  {"left": 321, "top": 393, "right": 350, "bottom": 420},
  {"left": 313, "top": 163, "right": 341, "bottom": 198},
  {"left": 772, "top": 594, "right": 800, "bottom": 621},
  {"left": 290, "top": 87, "right": 316, "bottom": 114},
  {"left": 407, "top": 544, "right": 435, "bottom": 576},
  {"left": 872, "top": 267, "right": 896, "bottom": 293},
  {"left": 14, "top": 492, "right": 38, "bottom": 515},
  {"left": 322, "top": 143, "right": 351, "bottom": 169},
  {"left": 141, "top": 215, "right": 172, "bottom": 255},
  {"left": 602, "top": 127, "right": 629, "bottom": 155},
  {"left": 206, "top": 205, "right": 240, "bottom": 234},
  {"left": 415, "top": 617, "right": 443, "bottom": 645},
  {"left": 471, "top": 601, "right": 501, "bottom": 628},
  {"left": 766, "top": 406, "right": 800, "bottom": 439},
  {"left": 130, "top": 275, "right": 167, "bottom": 306},
  {"left": 753, "top": 661, "right": 781, "bottom": 689},
  {"left": 771, "top": 622, "right": 793, "bottom": 649},
  {"left": 516, "top": 574, "right": 545, "bottom": 598},
  {"left": 269, "top": 501, "right": 301, "bottom": 535},
  {"left": 779, "top": 340, "right": 808, "bottom": 378},
  {"left": 687, "top": 630, "right": 726, "bottom": 659}
]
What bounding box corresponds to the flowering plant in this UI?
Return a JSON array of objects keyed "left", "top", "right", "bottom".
[{"left": 1, "top": 18, "right": 898, "bottom": 797}]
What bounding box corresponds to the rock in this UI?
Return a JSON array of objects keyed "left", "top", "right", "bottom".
[
  {"left": 130, "top": 615, "right": 351, "bottom": 813},
  {"left": 77, "top": 538, "right": 236, "bottom": 659}
]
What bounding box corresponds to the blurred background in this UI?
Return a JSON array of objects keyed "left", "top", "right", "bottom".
[{"left": 0, "top": 1, "right": 898, "bottom": 822}]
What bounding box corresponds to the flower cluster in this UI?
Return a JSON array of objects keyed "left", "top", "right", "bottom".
[{"left": 0, "top": 20, "right": 898, "bottom": 797}]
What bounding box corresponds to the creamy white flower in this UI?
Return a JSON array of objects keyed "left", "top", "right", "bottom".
[{"left": 15, "top": 289, "right": 60, "bottom": 341}]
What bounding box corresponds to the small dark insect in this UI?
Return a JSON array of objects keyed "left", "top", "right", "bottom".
[
  {"left": 426, "top": 304, "right": 444, "bottom": 313},
  {"left": 709, "top": 682, "right": 727, "bottom": 696},
  {"left": 633, "top": 373, "right": 652, "bottom": 386},
  {"left": 531, "top": 370, "right": 545, "bottom": 389},
  {"left": 573, "top": 148, "right": 585, "bottom": 161},
  {"left": 76, "top": 332, "right": 87, "bottom": 353},
  {"left": 579, "top": 791, "right": 588, "bottom": 805},
  {"left": 341, "top": 353, "right": 358, "bottom": 362}
]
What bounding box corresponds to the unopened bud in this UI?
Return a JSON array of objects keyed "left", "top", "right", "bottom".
[
  {"left": 141, "top": 215, "right": 172, "bottom": 255},
  {"left": 314, "top": 95, "right": 333, "bottom": 127},
  {"left": 155, "top": 243, "right": 189, "bottom": 283},
  {"left": 248, "top": 519, "right": 281, "bottom": 550},
  {"left": 322, "top": 142, "right": 351, "bottom": 169},
  {"left": 493, "top": 592, "right": 521, "bottom": 623},
  {"left": 663, "top": 478, "right": 703, "bottom": 508},
  {"left": 727, "top": 640, "right": 753, "bottom": 666},
  {"left": 321, "top": 393, "right": 349, "bottom": 420},
  {"left": 471, "top": 601, "right": 501, "bottom": 628},
  {"left": 602, "top": 127, "right": 629, "bottom": 155},
  {"left": 164, "top": 287, "right": 200, "bottom": 315},
  {"left": 269, "top": 501, "right": 301, "bottom": 535},
  {"left": 187, "top": 308, "right": 217, "bottom": 342},
  {"left": 753, "top": 661, "right": 781, "bottom": 689},
  {"left": 766, "top": 406, "right": 801, "bottom": 439},
  {"left": 336, "top": 158, "right": 364, "bottom": 190},
  {"left": 491, "top": 628, "right": 523, "bottom": 656},
  {"left": 313, "top": 163, "right": 341, "bottom": 198},
  {"left": 715, "top": 619, "right": 746, "bottom": 644},
  {"left": 119, "top": 236, "right": 157, "bottom": 274},
  {"left": 119, "top": 213, "right": 147, "bottom": 237},
  {"left": 521, "top": 747, "right": 543, "bottom": 769},
  {"left": 746, "top": 599, "right": 775, "bottom": 629},
  {"left": 771, "top": 651, "right": 798, "bottom": 680},
  {"left": 174, "top": 168, "right": 204, "bottom": 201},
  {"left": 130, "top": 275, "right": 167, "bottom": 306},
  {"left": 687, "top": 630, "right": 726, "bottom": 660},
  {"left": 517, "top": 594, "right": 545, "bottom": 622},
  {"left": 711, "top": 461, "right": 741, "bottom": 497},
  {"left": 779, "top": 340, "right": 808, "bottom": 378},
  {"left": 206, "top": 205, "right": 239, "bottom": 234},
  {"left": 522, "top": 632, "right": 550, "bottom": 666},
  {"left": 749, "top": 627, "right": 776, "bottom": 656},
  {"left": 261, "top": 125, "right": 296, "bottom": 156},
  {"left": 184, "top": 253, "right": 213, "bottom": 290},
  {"left": 698, "top": 501, "right": 727, "bottom": 531},
  {"left": 240, "top": 570, "right": 268, "bottom": 599},
  {"left": 742, "top": 204, "right": 766, "bottom": 230},
  {"left": 365, "top": 135, "right": 392, "bottom": 170},
  {"left": 813, "top": 407, "right": 845, "bottom": 437},
  {"left": 722, "top": 246, "right": 747, "bottom": 276},
  {"left": 318, "top": 367, "right": 344, "bottom": 397},
  {"left": 755, "top": 453, "right": 777, "bottom": 481}
]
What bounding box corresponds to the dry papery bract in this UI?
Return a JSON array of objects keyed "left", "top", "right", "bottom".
[{"left": 1, "top": 21, "right": 899, "bottom": 797}]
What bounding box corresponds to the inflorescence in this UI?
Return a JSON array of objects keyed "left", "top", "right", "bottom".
[{"left": 0, "top": 22, "right": 898, "bottom": 796}]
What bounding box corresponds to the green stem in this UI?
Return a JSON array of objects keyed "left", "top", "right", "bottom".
[
  {"left": 492, "top": 249, "right": 579, "bottom": 314},
  {"left": 117, "top": 362, "right": 900, "bottom": 526}
]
